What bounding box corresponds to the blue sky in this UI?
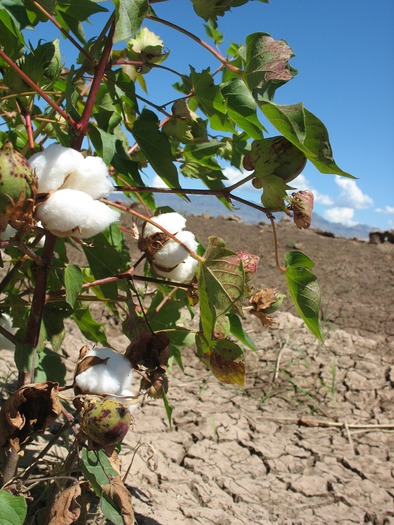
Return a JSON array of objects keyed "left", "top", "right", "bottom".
[{"left": 28, "top": 0, "right": 394, "bottom": 229}]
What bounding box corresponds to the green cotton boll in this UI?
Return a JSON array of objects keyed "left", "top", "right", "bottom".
[
  {"left": 80, "top": 397, "right": 133, "bottom": 447},
  {"left": 0, "top": 142, "right": 37, "bottom": 232},
  {"left": 250, "top": 136, "right": 307, "bottom": 184}
]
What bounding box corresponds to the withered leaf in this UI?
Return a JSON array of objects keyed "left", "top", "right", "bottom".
[
  {"left": 125, "top": 331, "right": 169, "bottom": 370},
  {"left": 102, "top": 476, "right": 134, "bottom": 525},
  {"left": 47, "top": 483, "right": 81, "bottom": 525},
  {"left": 0, "top": 381, "right": 62, "bottom": 451}
]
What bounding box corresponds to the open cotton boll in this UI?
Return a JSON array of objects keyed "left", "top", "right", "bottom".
[
  {"left": 61, "top": 155, "right": 114, "bottom": 199},
  {"left": 36, "top": 189, "right": 119, "bottom": 238},
  {"left": 0, "top": 313, "right": 15, "bottom": 351},
  {"left": 153, "top": 230, "right": 198, "bottom": 268},
  {"left": 153, "top": 254, "right": 198, "bottom": 283},
  {"left": 143, "top": 212, "right": 187, "bottom": 237},
  {"left": 75, "top": 348, "right": 135, "bottom": 396},
  {"left": 29, "top": 144, "right": 83, "bottom": 193}
]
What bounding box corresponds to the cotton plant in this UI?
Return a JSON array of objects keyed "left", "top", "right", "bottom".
[
  {"left": 0, "top": 313, "right": 15, "bottom": 351},
  {"left": 30, "top": 144, "right": 119, "bottom": 238},
  {"left": 139, "top": 212, "right": 199, "bottom": 283}
]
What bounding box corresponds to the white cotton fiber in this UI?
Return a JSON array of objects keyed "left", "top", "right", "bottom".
[
  {"left": 153, "top": 230, "right": 198, "bottom": 268},
  {"left": 0, "top": 313, "right": 15, "bottom": 351},
  {"left": 0, "top": 225, "right": 16, "bottom": 240},
  {"left": 36, "top": 189, "right": 119, "bottom": 238},
  {"left": 153, "top": 254, "right": 198, "bottom": 283},
  {"left": 143, "top": 212, "right": 187, "bottom": 237},
  {"left": 61, "top": 155, "right": 114, "bottom": 199},
  {"left": 29, "top": 144, "right": 82, "bottom": 193},
  {"left": 75, "top": 347, "right": 135, "bottom": 396}
]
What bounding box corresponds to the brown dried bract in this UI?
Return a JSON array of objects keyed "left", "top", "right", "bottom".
[
  {"left": 0, "top": 381, "right": 62, "bottom": 452},
  {"left": 138, "top": 231, "right": 169, "bottom": 260},
  {"left": 249, "top": 288, "right": 281, "bottom": 327},
  {"left": 125, "top": 331, "right": 170, "bottom": 371}
]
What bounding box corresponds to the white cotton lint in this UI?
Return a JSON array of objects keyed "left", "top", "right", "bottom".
[
  {"left": 29, "top": 144, "right": 83, "bottom": 193},
  {"left": 153, "top": 254, "right": 198, "bottom": 283},
  {"left": 0, "top": 224, "right": 17, "bottom": 240},
  {"left": 153, "top": 230, "right": 198, "bottom": 268},
  {"left": 143, "top": 212, "right": 187, "bottom": 237},
  {"left": 61, "top": 155, "right": 114, "bottom": 199},
  {"left": 74, "top": 348, "right": 135, "bottom": 396},
  {"left": 35, "top": 189, "right": 119, "bottom": 238}
]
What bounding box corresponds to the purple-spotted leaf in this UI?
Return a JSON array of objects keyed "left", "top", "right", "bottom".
[
  {"left": 198, "top": 237, "right": 245, "bottom": 339},
  {"left": 244, "top": 32, "right": 297, "bottom": 101}
]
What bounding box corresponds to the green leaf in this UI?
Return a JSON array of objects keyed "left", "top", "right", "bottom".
[
  {"left": 88, "top": 126, "right": 118, "bottom": 165},
  {"left": 112, "top": 0, "right": 148, "bottom": 43},
  {"left": 55, "top": 0, "right": 107, "bottom": 42},
  {"left": 0, "top": 10, "right": 25, "bottom": 59},
  {"left": 81, "top": 449, "right": 118, "bottom": 496},
  {"left": 190, "top": 68, "right": 234, "bottom": 132},
  {"left": 14, "top": 342, "right": 34, "bottom": 373},
  {"left": 221, "top": 78, "right": 265, "bottom": 139},
  {"left": 73, "top": 305, "right": 108, "bottom": 345},
  {"left": 64, "top": 264, "right": 83, "bottom": 307},
  {"left": 228, "top": 313, "right": 256, "bottom": 351},
  {"left": 35, "top": 347, "right": 67, "bottom": 385},
  {"left": 244, "top": 32, "right": 297, "bottom": 101},
  {"left": 162, "top": 390, "right": 173, "bottom": 430},
  {"left": 285, "top": 251, "right": 323, "bottom": 342},
  {"left": 259, "top": 101, "right": 354, "bottom": 177},
  {"left": 192, "top": 0, "right": 267, "bottom": 21},
  {"left": 100, "top": 496, "right": 124, "bottom": 525},
  {"left": 131, "top": 109, "right": 180, "bottom": 188},
  {"left": 0, "top": 490, "right": 27, "bottom": 525}
]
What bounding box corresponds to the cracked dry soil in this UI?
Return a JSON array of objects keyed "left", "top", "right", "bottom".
[{"left": 3, "top": 214, "right": 393, "bottom": 524}]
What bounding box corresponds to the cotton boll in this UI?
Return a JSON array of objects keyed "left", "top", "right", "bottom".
[
  {"left": 153, "top": 230, "right": 198, "bottom": 268},
  {"left": 153, "top": 254, "right": 198, "bottom": 283},
  {"left": 143, "top": 212, "right": 187, "bottom": 237},
  {"left": 75, "top": 348, "right": 135, "bottom": 396},
  {"left": 36, "top": 189, "right": 119, "bottom": 238},
  {"left": 0, "top": 313, "right": 15, "bottom": 350},
  {"left": 29, "top": 144, "right": 83, "bottom": 193},
  {"left": 61, "top": 155, "right": 114, "bottom": 199}
]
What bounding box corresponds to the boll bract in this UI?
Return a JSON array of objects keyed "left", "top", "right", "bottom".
[
  {"left": 30, "top": 144, "right": 119, "bottom": 238},
  {"left": 74, "top": 347, "right": 137, "bottom": 403},
  {"left": 139, "top": 212, "right": 199, "bottom": 283}
]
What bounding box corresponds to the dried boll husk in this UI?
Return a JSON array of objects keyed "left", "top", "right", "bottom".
[
  {"left": 79, "top": 396, "right": 133, "bottom": 447},
  {"left": 0, "top": 141, "right": 37, "bottom": 232}
]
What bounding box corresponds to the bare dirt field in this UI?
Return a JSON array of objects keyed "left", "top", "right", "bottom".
[{"left": 2, "top": 213, "right": 394, "bottom": 524}]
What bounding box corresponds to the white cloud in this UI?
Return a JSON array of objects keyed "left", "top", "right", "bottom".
[
  {"left": 324, "top": 207, "right": 357, "bottom": 226},
  {"left": 375, "top": 205, "right": 394, "bottom": 214},
  {"left": 291, "top": 174, "right": 334, "bottom": 205},
  {"left": 151, "top": 174, "right": 169, "bottom": 188},
  {"left": 335, "top": 176, "right": 373, "bottom": 209},
  {"left": 223, "top": 166, "right": 255, "bottom": 190}
]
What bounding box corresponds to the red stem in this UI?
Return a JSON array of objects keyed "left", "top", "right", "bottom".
[
  {"left": 23, "top": 111, "right": 35, "bottom": 152},
  {"left": 0, "top": 49, "right": 76, "bottom": 129},
  {"left": 73, "top": 19, "right": 115, "bottom": 148},
  {"left": 269, "top": 215, "right": 286, "bottom": 273}
]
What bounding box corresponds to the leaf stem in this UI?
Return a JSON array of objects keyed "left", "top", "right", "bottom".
[{"left": 146, "top": 14, "right": 242, "bottom": 75}]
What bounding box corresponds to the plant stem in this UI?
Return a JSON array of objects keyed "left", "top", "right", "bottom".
[
  {"left": 147, "top": 14, "right": 242, "bottom": 75},
  {"left": 73, "top": 18, "right": 115, "bottom": 148},
  {"left": 19, "top": 233, "right": 57, "bottom": 386},
  {"left": 0, "top": 49, "right": 76, "bottom": 129}
]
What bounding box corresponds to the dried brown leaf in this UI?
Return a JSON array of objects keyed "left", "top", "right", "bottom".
[
  {"left": 102, "top": 476, "right": 134, "bottom": 525},
  {"left": 47, "top": 483, "right": 81, "bottom": 525},
  {"left": 0, "top": 381, "right": 62, "bottom": 451},
  {"left": 125, "top": 331, "right": 169, "bottom": 370}
]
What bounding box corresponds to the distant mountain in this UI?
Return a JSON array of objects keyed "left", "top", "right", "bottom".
[
  {"left": 153, "top": 194, "right": 373, "bottom": 240},
  {"left": 112, "top": 192, "right": 374, "bottom": 240}
]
